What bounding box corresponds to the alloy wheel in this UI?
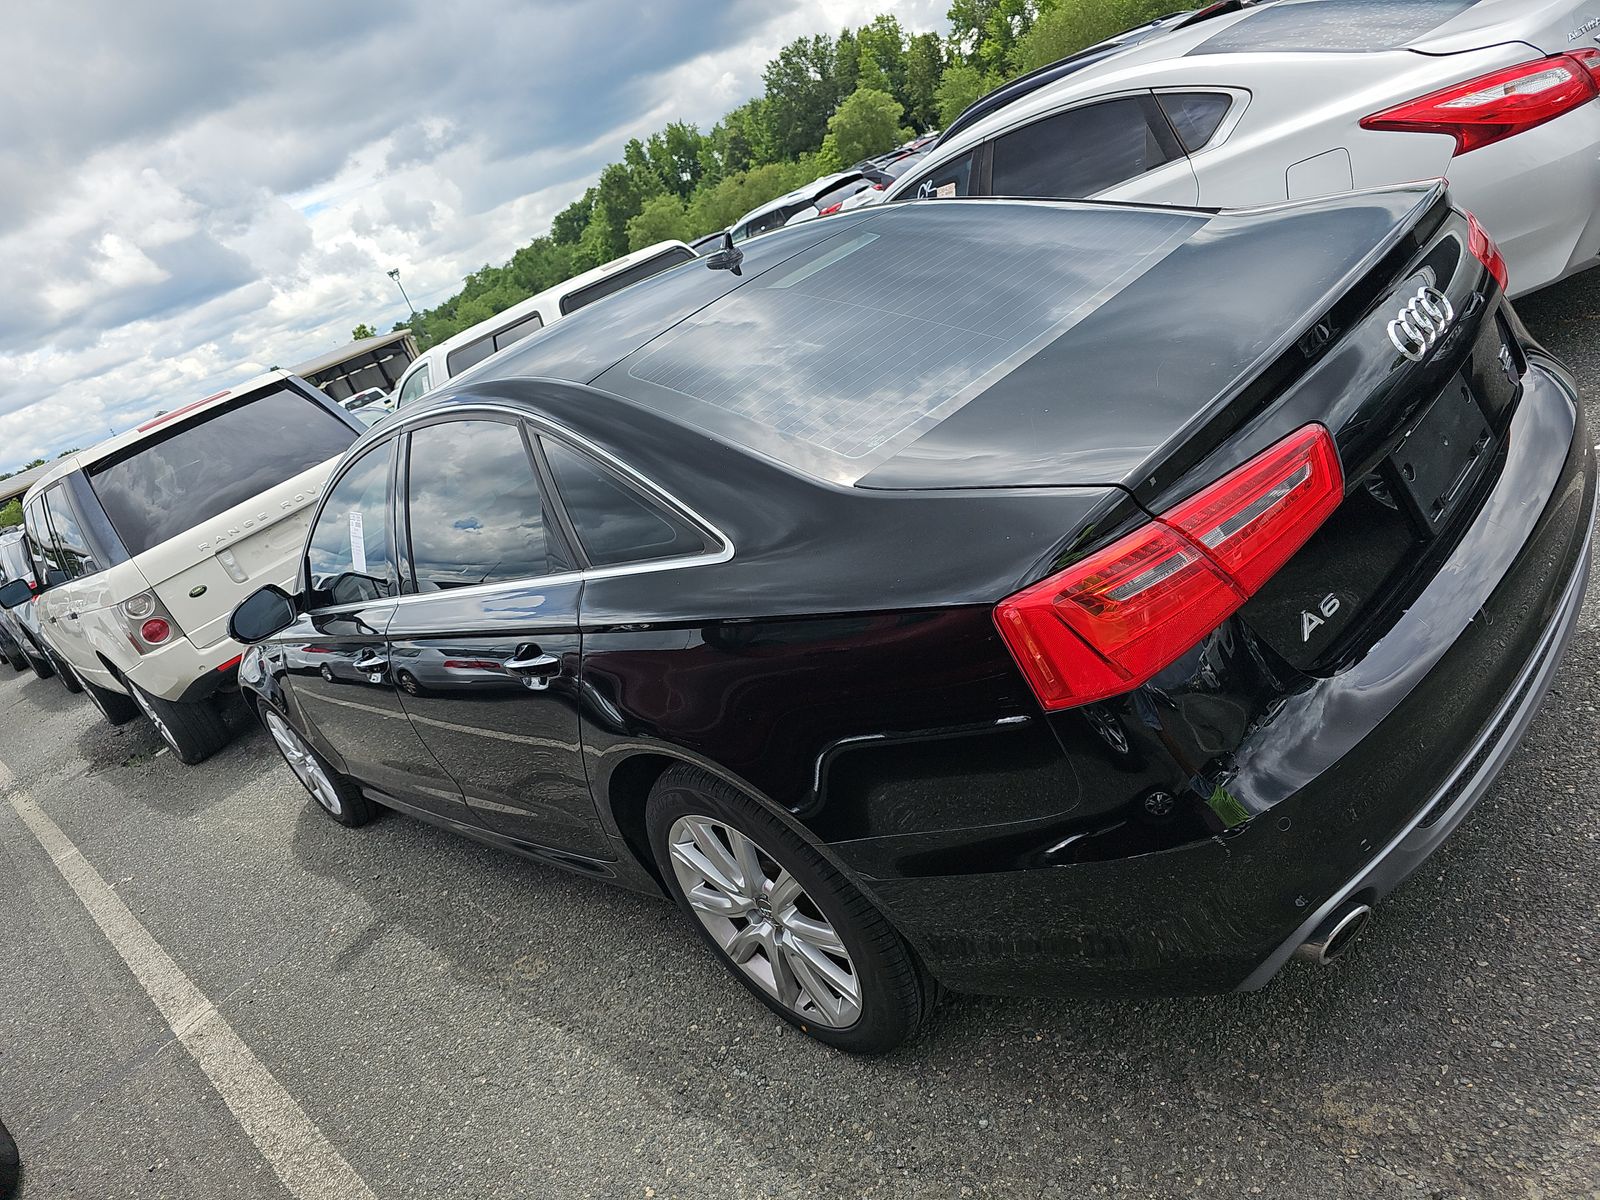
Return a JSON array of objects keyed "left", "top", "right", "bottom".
[
  {"left": 263, "top": 709, "right": 344, "bottom": 816},
  {"left": 667, "top": 815, "right": 862, "bottom": 1029}
]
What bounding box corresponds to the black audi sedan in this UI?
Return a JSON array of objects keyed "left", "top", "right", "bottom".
[{"left": 231, "top": 188, "right": 1593, "bottom": 1052}]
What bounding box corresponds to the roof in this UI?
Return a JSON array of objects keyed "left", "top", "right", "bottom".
[
  {"left": 290, "top": 328, "right": 415, "bottom": 379},
  {"left": 17, "top": 369, "right": 297, "bottom": 501},
  {"left": 0, "top": 460, "right": 58, "bottom": 505}
]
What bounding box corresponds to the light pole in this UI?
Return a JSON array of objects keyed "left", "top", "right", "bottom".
[{"left": 388, "top": 268, "right": 420, "bottom": 326}]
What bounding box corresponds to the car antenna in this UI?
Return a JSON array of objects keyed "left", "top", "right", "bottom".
[{"left": 705, "top": 231, "right": 743, "bottom": 275}]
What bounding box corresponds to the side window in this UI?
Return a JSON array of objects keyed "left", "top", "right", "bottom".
[
  {"left": 1159, "top": 92, "right": 1233, "bottom": 153},
  {"left": 397, "top": 364, "right": 433, "bottom": 407},
  {"left": 990, "top": 98, "right": 1179, "bottom": 198},
  {"left": 306, "top": 445, "right": 396, "bottom": 607},
  {"left": 492, "top": 312, "right": 543, "bottom": 352},
  {"left": 405, "top": 420, "right": 569, "bottom": 592},
  {"left": 908, "top": 151, "right": 975, "bottom": 200},
  {"left": 23, "top": 500, "right": 64, "bottom": 586},
  {"left": 542, "top": 439, "right": 711, "bottom": 568},
  {"left": 43, "top": 485, "right": 97, "bottom": 578},
  {"left": 446, "top": 335, "right": 496, "bottom": 377}
]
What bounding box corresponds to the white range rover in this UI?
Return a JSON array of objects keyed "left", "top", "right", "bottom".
[{"left": 0, "top": 371, "right": 361, "bottom": 762}]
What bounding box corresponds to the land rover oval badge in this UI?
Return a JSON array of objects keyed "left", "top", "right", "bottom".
[{"left": 189, "top": 585, "right": 207, "bottom": 598}]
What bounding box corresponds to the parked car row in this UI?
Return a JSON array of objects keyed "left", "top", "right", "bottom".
[{"left": 4, "top": 0, "right": 1597, "bottom": 1055}]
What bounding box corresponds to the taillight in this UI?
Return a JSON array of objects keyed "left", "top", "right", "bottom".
[
  {"left": 1361, "top": 54, "right": 1600, "bottom": 155},
  {"left": 1464, "top": 210, "right": 1510, "bottom": 292},
  {"left": 995, "top": 425, "right": 1343, "bottom": 710},
  {"left": 121, "top": 590, "right": 181, "bottom": 653},
  {"left": 818, "top": 202, "right": 844, "bottom": 216}
]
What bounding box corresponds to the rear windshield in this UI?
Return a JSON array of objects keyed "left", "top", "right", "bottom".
[
  {"left": 559, "top": 247, "right": 696, "bottom": 316},
  {"left": 1188, "top": 0, "right": 1475, "bottom": 54},
  {"left": 88, "top": 386, "right": 356, "bottom": 556},
  {"left": 609, "top": 203, "right": 1202, "bottom": 483}
]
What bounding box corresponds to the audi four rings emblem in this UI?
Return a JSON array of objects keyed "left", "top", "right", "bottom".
[{"left": 1387, "top": 287, "right": 1456, "bottom": 362}]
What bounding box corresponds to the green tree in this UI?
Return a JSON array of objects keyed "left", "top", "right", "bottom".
[
  {"left": 903, "top": 32, "right": 945, "bottom": 129},
  {"left": 762, "top": 34, "right": 839, "bottom": 160},
  {"left": 685, "top": 159, "right": 820, "bottom": 236},
  {"left": 935, "top": 62, "right": 989, "bottom": 128},
  {"left": 1013, "top": 0, "right": 1172, "bottom": 73},
  {"left": 22, "top": 458, "right": 46, "bottom": 470},
  {"left": 947, "top": 0, "right": 1035, "bottom": 76},
  {"left": 550, "top": 189, "right": 595, "bottom": 245},
  {"left": 627, "top": 194, "right": 692, "bottom": 250},
  {"left": 56, "top": 448, "right": 80, "bottom": 458},
  {"left": 0, "top": 499, "right": 20, "bottom": 529},
  {"left": 826, "top": 87, "right": 910, "bottom": 166},
  {"left": 351, "top": 323, "right": 376, "bottom": 340},
  {"left": 857, "top": 14, "right": 910, "bottom": 112}
]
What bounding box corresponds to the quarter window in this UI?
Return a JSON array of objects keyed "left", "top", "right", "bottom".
[
  {"left": 542, "top": 439, "right": 710, "bottom": 567},
  {"left": 43, "top": 485, "right": 97, "bottom": 578},
  {"left": 397, "top": 363, "right": 433, "bottom": 407},
  {"left": 405, "top": 420, "right": 569, "bottom": 591},
  {"left": 306, "top": 444, "right": 396, "bottom": 607},
  {"left": 1158, "top": 92, "right": 1232, "bottom": 153},
  {"left": 907, "top": 151, "right": 975, "bottom": 200},
  {"left": 990, "top": 98, "right": 1179, "bottom": 199}
]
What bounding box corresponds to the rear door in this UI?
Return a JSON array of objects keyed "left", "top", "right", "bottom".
[
  {"left": 277, "top": 438, "right": 461, "bottom": 813},
  {"left": 385, "top": 414, "right": 600, "bottom": 855}
]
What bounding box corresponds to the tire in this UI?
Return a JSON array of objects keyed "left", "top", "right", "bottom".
[
  {"left": 52, "top": 654, "right": 84, "bottom": 694},
  {"left": 84, "top": 679, "right": 141, "bottom": 726},
  {"left": 258, "top": 703, "right": 374, "bottom": 827},
  {"left": 8, "top": 653, "right": 23, "bottom": 673},
  {"left": 319, "top": 664, "right": 335, "bottom": 683},
  {"left": 646, "top": 765, "right": 933, "bottom": 1054},
  {"left": 395, "top": 669, "right": 422, "bottom": 697},
  {"left": 26, "top": 644, "right": 54, "bottom": 680},
  {"left": 128, "top": 682, "right": 231, "bottom": 765}
]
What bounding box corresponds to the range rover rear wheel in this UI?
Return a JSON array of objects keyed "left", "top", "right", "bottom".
[
  {"left": 646, "top": 765, "right": 934, "bottom": 1054},
  {"left": 129, "top": 683, "right": 230, "bottom": 765},
  {"left": 84, "top": 679, "right": 141, "bottom": 726}
]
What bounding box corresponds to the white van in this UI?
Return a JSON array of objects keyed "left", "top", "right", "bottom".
[
  {"left": 0, "top": 371, "right": 362, "bottom": 762},
  {"left": 390, "top": 240, "right": 695, "bottom": 409}
]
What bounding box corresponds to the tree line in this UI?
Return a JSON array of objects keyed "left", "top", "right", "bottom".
[{"left": 383, "top": 0, "right": 1171, "bottom": 351}]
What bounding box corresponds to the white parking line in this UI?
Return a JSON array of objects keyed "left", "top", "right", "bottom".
[{"left": 0, "top": 759, "right": 377, "bottom": 1200}]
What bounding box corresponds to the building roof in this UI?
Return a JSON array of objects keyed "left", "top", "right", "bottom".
[
  {"left": 290, "top": 328, "right": 416, "bottom": 379},
  {"left": 0, "top": 460, "right": 58, "bottom": 506}
]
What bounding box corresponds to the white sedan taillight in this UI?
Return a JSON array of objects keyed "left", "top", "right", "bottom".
[{"left": 1362, "top": 52, "right": 1600, "bottom": 155}]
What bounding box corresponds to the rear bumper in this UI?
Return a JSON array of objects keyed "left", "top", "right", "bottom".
[
  {"left": 1238, "top": 478, "right": 1592, "bottom": 989},
  {"left": 850, "top": 357, "right": 1595, "bottom": 997}
]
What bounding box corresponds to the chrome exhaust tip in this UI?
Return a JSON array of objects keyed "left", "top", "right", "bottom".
[{"left": 1294, "top": 902, "right": 1373, "bottom": 966}]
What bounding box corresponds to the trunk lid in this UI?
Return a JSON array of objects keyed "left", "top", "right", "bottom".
[{"left": 1407, "top": 0, "right": 1595, "bottom": 56}]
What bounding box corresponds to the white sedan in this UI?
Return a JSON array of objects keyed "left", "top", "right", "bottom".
[{"left": 882, "top": 0, "right": 1600, "bottom": 296}]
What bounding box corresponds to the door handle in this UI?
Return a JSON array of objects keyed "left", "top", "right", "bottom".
[
  {"left": 505, "top": 649, "right": 561, "bottom": 677},
  {"left": 353, "top": 651, "right": 389, "bottom": 673},
  {"left": 66, "top": 612, "right": 79, "bottom": 621}
]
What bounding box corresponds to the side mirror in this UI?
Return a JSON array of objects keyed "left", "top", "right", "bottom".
[
  {"left": 229, "top": 584, "right": 299, "bottom": 644},
  {"left": 0, "top": 579, "right": 33, "bottom": 610}
]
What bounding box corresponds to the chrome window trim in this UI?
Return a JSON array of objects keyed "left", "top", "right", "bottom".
[{"left": 304, "top": 399, "right": 734, "bottom": 619}]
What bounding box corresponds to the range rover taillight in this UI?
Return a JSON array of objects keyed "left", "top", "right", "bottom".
[
  {"left": 121, "top": 591, "right": 182, "bottom": 653},
  {"left": 995, "top": 425, "right": 1343, "bottom": 710}
]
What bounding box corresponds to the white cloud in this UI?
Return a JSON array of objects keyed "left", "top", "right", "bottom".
[{"left": 0, "top": 0, "right": 947, "bottom": 474}]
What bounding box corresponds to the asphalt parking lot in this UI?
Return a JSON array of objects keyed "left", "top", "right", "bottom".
[{"left": 3, "top": 276, "right": 1599, "bottom": 1200}]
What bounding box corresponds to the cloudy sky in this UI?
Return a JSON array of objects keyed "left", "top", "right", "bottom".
[{"left": 0, "top": 0, "right": 946, "bottom": 475}]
